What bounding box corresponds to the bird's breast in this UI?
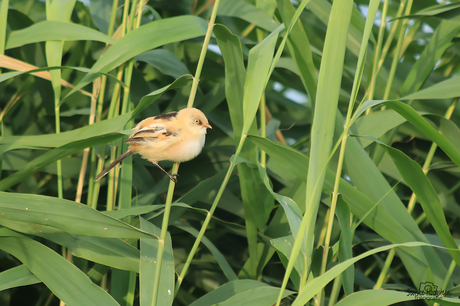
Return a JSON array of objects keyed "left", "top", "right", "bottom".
[{"left": 171, "top": 135, "right": 206, "bottom": 162}]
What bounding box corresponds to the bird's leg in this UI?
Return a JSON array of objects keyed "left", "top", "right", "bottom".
[{"left": 153, "top": 162, "right": 178, "bottom": 183}]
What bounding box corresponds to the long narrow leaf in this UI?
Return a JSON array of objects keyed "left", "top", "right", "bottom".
[
  {"left": 5, "top": 20, "right": 116, "bottom": 49},
  {"left": 0, "top": 192, "right": 156, "bottom": 238},
  {"left": 65, "top": 16, "right": 208, "bottom": 100},
  {"left": 0, "top": 229, "right": 119, "bottom": 306}
]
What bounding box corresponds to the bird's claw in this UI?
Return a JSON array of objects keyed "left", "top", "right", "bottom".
[{"left": 170, "top": 173, "right": 179, "bottom": 183}]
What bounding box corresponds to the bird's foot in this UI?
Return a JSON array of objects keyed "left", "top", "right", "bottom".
[{"left": 168, "top": 173, "right": 179, "bottom": 183}]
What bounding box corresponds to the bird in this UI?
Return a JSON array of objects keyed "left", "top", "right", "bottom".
[{"left": 94, "top": 108, "right": 212, "bottom": 183}]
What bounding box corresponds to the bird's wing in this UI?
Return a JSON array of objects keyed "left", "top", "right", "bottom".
[{"left": 126, "top": 124, "right": 177, "bottom": 144}]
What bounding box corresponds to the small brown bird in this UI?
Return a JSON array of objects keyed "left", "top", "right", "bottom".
[{"left": 94, "top": 108, "right": 212, "bottom": 183}]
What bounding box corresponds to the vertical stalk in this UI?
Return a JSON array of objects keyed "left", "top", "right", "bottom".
[
  {"left": 0, "top": 0, "right": 10, "bottom": 176},
  {"left": 186, "top": 0, "right": 221, "bottom": 108},
  {"left": 175, "top": 135, "right": 245, "bottom": 293},
  {"left": 0, "top": 0, "right": 8, "bottom": 62},
  {"left": 76, "top": 80, "right": 100, "bottom": 203},
  {"left": 368, "top": 0, "right": 388, "bottom": 101},
  {"left": 155, "top": 0, "right": 222, "bottom": 298},
  {"left": 256, "top": 12, "right": 267, "bottom": 167},
  {"left": 108, "top": 0, "right": 119, "bottom": 37},
  {"left": 259, "top": 94, "right": 267, "bottom": 167},
  {"left": 111, "top": 2, "right": 143, "bottom": 305},
  {"left": 151, "top": 163, "right": 179, "bottom": 305},
  {"left": 55, "top": 107, "right": 63, "bottom": 199},
  {"left": 434, "top": 260, "right": 457, "bottom": 306},
  {"left": 383, "top": 0, "right": 412, "bottom": 101},
  {"left": 372, "top": 0, "right": 412, "bottom": 167},
  {"left": 328, "top": 275, "right": 342, "bottom": 306},
  {"left": 314, "top": 1, "right": 381, "bottom": 304}
]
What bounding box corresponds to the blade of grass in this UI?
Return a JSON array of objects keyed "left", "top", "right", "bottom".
[
  {"left": 217, "top": 0, "right": 278, "bottom": 32},
  {"left": 276, "top": 1, "right": 354, "bottom": 304},
  {"left": 0, "top": 265, "right": 40, "bottom": 291},
  {"left": 319, "top": 1, "right": 380, "bottom": 303},
  {"left": 5, "top": 20, "right": 116, "bottom": 49},
  {"left": 0, "top": 130, "right": 127, "bottom": 190},
  {"left": 0, "top": 192, "right": 156, "bottom": 238},
  {"left": 291, "top": 242, "right": 444, "bottom": 305},
  {"left": 373, "top": 139, "right": 460, "bottom": 267},
  {"left": 189, "top": 279, "right": 294, "bottom": 306},
  {"left": 0, "top": 229, "right": 119, "bottom": 306},
  {"left": 333, "top": 289, "right": 460, "bottom": 306},
  {"left": 248, "top": 135, "right": 435, "bottom": 265},
  {"left": 401, "top": 75, "right": 460, "bottom": 100},
  {"left": 64, "top": 15, "right": 208, "bottom": 101},
  {"left": 399, "top": 20, "right": 460, "bottom": 97}
]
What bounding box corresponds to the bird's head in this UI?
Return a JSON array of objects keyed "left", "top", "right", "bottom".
[{"left": 178, "top": 108, "right": 212, "bottom": 136}]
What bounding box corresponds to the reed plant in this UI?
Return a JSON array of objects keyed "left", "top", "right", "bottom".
[{"left": 1, "top": 0, "right": 460, "bottom": 305}]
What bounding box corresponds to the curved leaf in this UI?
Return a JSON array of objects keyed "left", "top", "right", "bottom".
[
  {"left": 292, "top": 242, "right": 438, "bottom": 305},
  {"left": 189, "top": 279, "right": 294, "bottom": 306},
  {"left": 0, "top": 229, "right": 119, "bottom": 306},
  {"left": 334, "top": 289, "right": 460, "bottom": 306},
  {"left": 5, "top": 20, "right": 116, "bottom": 49},
  {"left": 355, "top": 100, "right": 460, "bottom": 167},
  {"left": 218, "top": 0, "right": 278, "bottom": 32},
  {"left": 65, "top": 16, "right": 208, "bottom": 99},
  {"left": 0, "top": 265, "right": 40, "bottom": 291},
  {"left": 0, "top": 192, "right": 156, "bottom": 239},
  {"left": 401, "top": 75, "right": 460, "bottom": 100}
]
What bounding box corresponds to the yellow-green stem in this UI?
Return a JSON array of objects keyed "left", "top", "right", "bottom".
[
  {"left": 368, "top": 0, "right": 388, "bottom": 101},
  {"left": 256, "top": 21, "right": 267, "bottom": 167},
  {"left": 160, "top": 0, "right": 222, "bottom": 296},
  {"left": 328, "top": 275, "right": 342, "bottom": 306},
  {"left": 121, "top": 0, "right": 130, "bottom": 37},
  {"left": 87, "top": 76, "right": 107, "bottom": 204},
  {"left": 374, "top": 249, "right": 395, "bottom": 289},
  {"left": 108, "top": 0, "right": 118, "bottom": 37},
  {"left": 318, "top": 136, "right": 348, "bottom": 302},
  {"left": 317, "top": 208, "right": 331, "bottom": 248},
  {"left": 175, "top": 135, "right": 246, "bottom": 293},
  {"left": 187, "top": 0, "right": 221, "bottom": 108},
  {"left": 441, "top": 260, "right": 456, "bottom": 293},
  {"left": 151, "top": 163, "right": 179, "bottom": 306},
  {"left": 76, "top": 82, "right": 98, "bottom": 203},
  {"left": 241, "top": 24, "right": 256, "bottom": 37},
  {"left": 106, "top": 145, "right": 118, "bottom": 210},
  {"left": 314, "top": 0, "right": 381, "bottom": 301},
  {"left": 275, "top": 1, "right": 339, "bottom": 303},
  {"left": 89, "top": 0, "right": 120, "bottom": 207},
  {"left": 55, "top": 106, "right": 63, "bottom": 199},
  {"left": 260, "top": 94, "right": 267, "bottom": 167},
  {"left": 371, "top": 0, "right": 412, "bottom": 165},
  {"left": 127, "top": 0, "right": 139, "bottom": 34},
  {"left": 376, "top": 2, "right": 404, "bottom": 75},
  {"left": 0, "top": 0, "right": 9, "bottom": 78},
  {"left": 383, "top": 0, "right": 412, "bottom": 101}
]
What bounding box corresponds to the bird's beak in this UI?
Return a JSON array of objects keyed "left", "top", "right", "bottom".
[{"left": 203, "top": 123, "right": 212, "bottom": 129}]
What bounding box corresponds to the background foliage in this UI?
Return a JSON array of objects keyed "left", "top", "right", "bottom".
[{"left": 1, "top": 0, "right": 460, "bottom": 305}]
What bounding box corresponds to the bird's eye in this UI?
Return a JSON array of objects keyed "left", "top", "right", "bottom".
[{"left": 195, "top": 119, "right": 201, "bottom": 124}]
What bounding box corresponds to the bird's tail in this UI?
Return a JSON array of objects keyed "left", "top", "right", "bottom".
[{"left": 94, "top": 150, "right": 133, "bottom": 182}]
